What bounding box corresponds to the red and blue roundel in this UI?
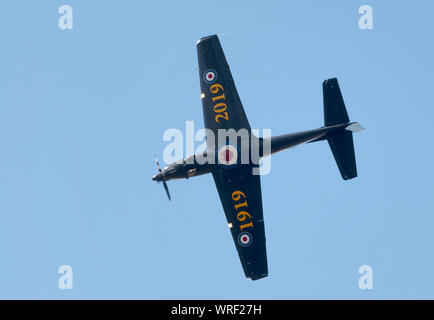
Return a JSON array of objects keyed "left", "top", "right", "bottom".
[
  {"left": 238, "top": 232, "right": 252, "bottom": 247},
  {"left": 217, "top": 144, "right": 238, "bottom": 166},
  {"left": 203, "top": 69, "right": 217, "bottom": 84}
]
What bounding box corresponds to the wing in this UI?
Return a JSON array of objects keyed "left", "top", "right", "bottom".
[
  {"left": 197, "top": 35, "right": 267, "bottom": 280},
  {"left": 197, "top": 35, "right": 251, "bottom": 147},
  {"left": 212, "top": 165, "right": 268, "bottom": 280}
]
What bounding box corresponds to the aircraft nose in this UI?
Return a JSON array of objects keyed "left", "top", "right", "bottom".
[{"left": 152, "top": 172, "right": 163, "bottom": 181}]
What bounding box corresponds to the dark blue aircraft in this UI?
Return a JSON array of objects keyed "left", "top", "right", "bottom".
[{"left": 153, "top": 35, "right": 363, "bottom": 280}]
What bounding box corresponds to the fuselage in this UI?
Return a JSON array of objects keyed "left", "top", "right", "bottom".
[
  {"left": 152, "top": 152, "right": 214, "bottom": 182},
  {"left": 152, "top": 123, "right": 350, "bottom": 183}
]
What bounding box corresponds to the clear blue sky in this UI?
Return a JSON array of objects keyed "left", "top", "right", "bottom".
[{"left": 0, "top": 0, "right": 433, "bottom": 299}]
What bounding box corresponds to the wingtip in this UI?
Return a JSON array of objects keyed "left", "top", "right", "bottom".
[
  {"left": 323, "top": 77, "right": 338, "bottom": 87},
  {"left": 249, "top": 273, "right": 268, "bottom": 281},
  {"left": 196, "top": 34, "right": 219, "bottom": 45}
]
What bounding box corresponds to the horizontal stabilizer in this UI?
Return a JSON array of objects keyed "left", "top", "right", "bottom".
[
  {"left": 327, "top": 132, "right": 357, "bottom": 180},
  {"left": 323, "top": 78, "right": 349, "bottom": 127},
  {"left": 323, "top": 78, "right": 359, "bottom": 180}
]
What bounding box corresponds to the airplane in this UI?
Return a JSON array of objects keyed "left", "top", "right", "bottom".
[{"left": 152, "top": 34, "right": 363, "bottom": 280}]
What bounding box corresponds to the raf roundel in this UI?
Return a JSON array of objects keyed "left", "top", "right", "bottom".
[
  {"left": 217, "top": 144, "right": 238, "bottom": 166},
  {"left": 238, "top": 232, "right": 252, "bottom": 247},
  {"left": 204, "top": 69, "right": 217, "bottom": 84}
]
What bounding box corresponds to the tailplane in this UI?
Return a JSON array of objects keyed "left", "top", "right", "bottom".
[{"left": 323, "top": 78, "right": 363, "bottom": 180}]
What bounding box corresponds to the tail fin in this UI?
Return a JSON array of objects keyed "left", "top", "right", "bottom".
[{"left": 323, "top": 78, "right": 362, "bottom": 180}]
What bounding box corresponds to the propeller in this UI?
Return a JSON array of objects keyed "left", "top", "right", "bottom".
[{"left": 153, "top": 154, "right": 171, "bottom": 201}]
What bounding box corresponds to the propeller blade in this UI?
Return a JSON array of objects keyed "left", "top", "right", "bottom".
[
  {"left": 153, "top": 153, "right": 171, "bottom": 201},
  {"left": 162, "top": 180, "right": 171, "bottom": 201},
  {"left": 153, "top": 153, "right": 162, "bottom": 172}
]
